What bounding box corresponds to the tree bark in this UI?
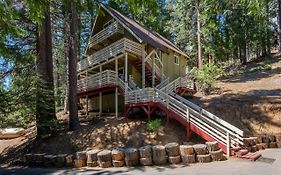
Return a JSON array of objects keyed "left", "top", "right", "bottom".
[
  {"left": 68, "top": 0, "right": 80, "bottom": 130},
  {"left": 196, "top": 0, "right": 203, "bottom": 69},
  {"left": 278, "top": 0, "right": 281, "bottom": 51},
  {"left": 36, "top": 3, "right": 57, "bottom": 138},
  {"left": 63, "top": 11, "right": 69, "bottom": 114}
]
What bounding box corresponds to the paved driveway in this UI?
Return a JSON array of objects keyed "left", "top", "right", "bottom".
[{"left": 0, "top": 149, "right": 280, "bottom": 175}]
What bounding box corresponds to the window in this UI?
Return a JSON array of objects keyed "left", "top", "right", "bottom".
[{"left": 174, "top": 55, "right": 179, "bottom": 65}]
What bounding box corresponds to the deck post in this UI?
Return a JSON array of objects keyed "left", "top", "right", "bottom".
[
  {"left": 99, "top": 66, "right": 102, "bottom": 117},
  {"left": 142, "top": 44, "right": 145, "bottom": 89},
  {"left": 125, "top": 52, "right": 128, "bottom": 92},
  {"left": 115, "top": 58, "right": 118, "bottom": 118},
  {"left": 152, "top": 52, "right": 155, "bottom": 87}
]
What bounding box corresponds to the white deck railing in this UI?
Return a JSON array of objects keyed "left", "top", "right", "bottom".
[
  {"left": 88, "top": 21, "right": 124, "bottom": 48},
  {"left": 125, "top": 88, "right": 155, "bottom": 104},
  {"left": 161, "top": 74, "right": 194, "bottom": 92},
  {"left": 78, "top": 38, "right": 142, "bottom": 72}
]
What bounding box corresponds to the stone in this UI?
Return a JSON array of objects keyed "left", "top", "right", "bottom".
[
  {"left": 140, "top": 157, "right": 153, "bottom": 166},
  {"left": 196, "top": 154, "right": 211, "bottom": 163},
  {"left": 193, "top": 144, "right": 208, "bottom": 155},
  {"left": 210, "top": 149, "right": 224, "bottom": 161},
  {"left": 205, "top": 141, "right": 219, "bottom": 152},
  {"left": 165, "top": 142, "right": 180, "bottom": 157},
  {"left": 168, "top": 156, "right": 181, "bottom": 164},
  {"left": 181, "top": 154, "right": 196, "bottom": 164},
  {"left": 139, "top": 145, "right": 152, "bottom": 158},
  {"left": 111, "top": 148, "right": 125, "bottom": 161},
  {"left": 180, "top": 145, "right": 194, "bottom": 155},
  {"left": 112, "top": 160, "right": 125, "bottom": 167}
]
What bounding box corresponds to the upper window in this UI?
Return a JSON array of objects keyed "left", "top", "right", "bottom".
[{"left": 174, "top": 55, "right": 179, "bottom": 65}]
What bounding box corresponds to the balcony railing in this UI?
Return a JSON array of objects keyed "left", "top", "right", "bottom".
[
  {"left": 78, "top": 38, "right": 142, "bottom": 72},
  {"left": 88, "top": 21, "right": 124, "bottom": 48}
]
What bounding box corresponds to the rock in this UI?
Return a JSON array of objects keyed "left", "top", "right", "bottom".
[
  {"left": 124, "top": 148, "right": 139, "bottom": 161},
  {"left": 111, "top": 148, "right": 125, "bottom": 161},
  {"left": 165, "top": 142, "right": 180, "bottom": 157},
  {"left": 180, "top": 145, "right": 194, "bottom": 155},
  {"left": 86, "top": 150, "right": 100, "bottom": 162},
  {"left": 181, "top": 154, "right": 196, "bottom": 164},
  {"left": 76, "top": 151, "right": 87, "bottom": 160},
  {"left": 268, "top": 135, "right": 276, "bottom": 142},
  {"left": 98, "top": 161, "right": 112, "bottom": 168},
  {"left": 97, "top": 150, "right": 112, "bottom": 162},
  {"left": 112, "top": 160, "right": 125, "bottom": 167},
  {"left": 168, "top": 156, "right": 181, "bottom": 164},
  {"left": 125, "top": 158, "right": 139, "bottom": 166},
  {"left": 87, "top": 161, "right": 98, "bottom": 167},
  {"left": 193, "top": 144, "right": 208, "bottom": 155},
  {"left": 152, "top": 145, "right": 166, "bottom": 158},
  {"left": 75, "top": 159, "right": 86, "bottom": 168},
  {"left": 205, "top": 141, "right": 219, "bottom": 152},
  {"left": 210, "top": 149, "right": 224, "bottom": 161},
  {"left": 153, "top": 157, "right": 167, "bottom": 165},
  {"left": 65, "top": 155, "right": 74, "bottom": 167},
  {"left": 269, "top": 142, "right": 277, "bottom": 148},
  {"left": 140, "top": 157, "right": 153, "bottom": 166},
  {"left": 196, "top": 154, "right": 211, "bottom": 163},
  {"left": 139, "top": 145, "right": 152, "bottom": 158}
]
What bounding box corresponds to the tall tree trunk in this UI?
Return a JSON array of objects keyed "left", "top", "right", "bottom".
[
  {"left": 278, "top": 0, "right": 281, "bottom": 51},
  {"left": 63, "top": 12, "right": 69, "bottom": 114},
  {"left": 68, "top": 1, "right": 80, "bottom": 130},
  {"left": 36, "top": 3, "right": 57, "bottom": 138},
  {"left": 266, "top": 0, "right": 271, "bottom": 54},
  {"left": 196, "top": 0, "right": 202, "bottom": 69}
]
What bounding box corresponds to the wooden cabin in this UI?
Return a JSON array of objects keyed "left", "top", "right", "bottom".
[{"left": 77, "top": 4, "right": 193, "bottom": 116}]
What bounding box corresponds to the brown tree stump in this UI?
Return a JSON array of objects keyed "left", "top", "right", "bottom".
[
  {"left": 256, "top": 143, "right": 265, "bottom": 150},
  {"left": 87, "top": 161, "right": 98, "bottom": 167},
  {"left": 269, "top": 142, "right": 277, "bottom": 148},
  {"left": 180, "top": 145, "right": 194, "bottom": 156},
  {"left": 181, "top": 154, "right": 196, "bottom": 164},
  {"left": 277, "top": 142, "right": 281, "bottom": 148},
  {"left": 75, "top": 159, "right": 86, "bottom": 168},
  {"left": 153, "top": 157, "right": 167, "bottom": 165},
  {"left": 34, "top": 153, "right": 46, "bottom": 166},
  {"left": 124, "top": 148, "right": 139, "bottom": 160},
  {"left": 252, "top": 145, "right": 258, "bottom": 152},
  {"left": 65, "top": 155, "right": 74, "bottom": 167},
  {"left": 210, "top": 149, "right": 224, "bottom": 161},
  {"left": 98, "top": 161, "right": 112, "bottom": 168},
  {"left": 97, "top": 150, "right": 112, "bottom": 162},
  {"left": 111, "top": 148, "right": 125, "bottom": 161},
  {"left": 86, "top": 150, "right": 100, "bottom": 162},
  {"left": 112, "top": 160, "right": 125, "bottom": 167},
  {"left": 193, "top": 144, "right": 208, "bottom": 155},
  {"left": 165, "top": 142, "right": 180, "bottom": 157},
  {"left": 205, "top": 141, "right": 219, "bottom": 152},
  {"left": 262, "top": 135, "right": 270, "bottom": 143},
  {"left": 268, "top": 135, "right": 276, "bottom": 142},
  {"left": 196, "top": 154, "right": 211, "bottom": 163},
  {"left": 168, "top": 156, "right": 181, "bottom": 164},
  {"left": 276, "top": 135, "right": 281, "bottom": 142},
  {"left": 44, "top": 155, "right": 56, "bottom": 167},
  {"left": 56, "top": 154, "right": 67, "bottom": 167},
  {"left": 140, "top": 157, "right": 153, "bottom": 166},
  {"left": 139, "top": 145, "right": 152, "bottom": 158}
]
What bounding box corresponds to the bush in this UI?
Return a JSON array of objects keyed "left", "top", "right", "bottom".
[
  {"left": 147, "top": 118, "right": 162, "bottom": 132},
  {"left": 194, "top": 62, "right": 222, "bottom": 95}
]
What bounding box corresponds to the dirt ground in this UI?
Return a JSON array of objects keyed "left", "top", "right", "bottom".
[{"left": 190, "top": 54, "right": 281, "bottom": 136}]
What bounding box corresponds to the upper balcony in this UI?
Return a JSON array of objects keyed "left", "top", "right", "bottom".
[
  {"left": 88, "top": 21, "right": 124, "bottom": 49},
  {"left": 78, "top": 38, "right": 142, "bottom": 73}
]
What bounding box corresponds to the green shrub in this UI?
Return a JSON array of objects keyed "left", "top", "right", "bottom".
[
  {"left": 147, "top": 118, "right": 162, "bottom": 132},
  {"left": 194, "top": 62, "right": 222, "bottom": 95}
]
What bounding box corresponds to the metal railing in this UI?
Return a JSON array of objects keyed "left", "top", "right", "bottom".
[
  {"left": 78, "top": 38, "right": 142, "bottom": 72},
  {"left": 88, "top": 21, "right": 124, "bottom": 48}
]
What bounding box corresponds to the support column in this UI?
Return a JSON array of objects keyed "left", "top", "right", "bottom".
[
  {"left": 142, "top": 44, "right": 145, "bottom": 89},
  {"left": 125, "top": 52, "right": 128, "bottom": 92},
  {"left": 152, "top": 53, "right": 155, "bottom": 87},
  {"left": 99, "top": 66, "right": 102, "bottom": 117},
  {"left": 115, "top": 58, "right": 118, "bottom": 118}
]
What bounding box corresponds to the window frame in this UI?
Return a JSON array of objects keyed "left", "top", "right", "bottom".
[{"left": 174, "top": 55, "right": 179, "bottom": 65}]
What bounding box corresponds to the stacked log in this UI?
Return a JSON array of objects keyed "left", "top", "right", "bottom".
[
  {"left": 97, "top": 150, "right": 112, "bottom": 168},
  {"left": 180, "top": 145, "right": 195, "bottom": 164},
  {"left": 152, "top": 145, "right": 167, "bottom": 165},
  {"left": 139, "top": 145, "right": 152, "bottom": 166},
  {"left": 165, "top": 143, "right": 181, "bottom": 164},
  {"left": 124, "top": 148, "right": 139, "bottom": 166},
  {"left": 75, "top": 151, "right": 87, "bottom": 168},
  {"left": 111, "top": 148, "right": 125, "bottom": 167},
  {"left": 65, "top": 155, "right": 74, "bottom": 167},
  {"left": 193, "top": 144, "right": 211, "bottom": 163},
  {"left": 86, "top": 150, "right": 100, "bottom": 167},
  {"left": 206, "top": 141, "right": 224, "bottom": 161}
]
